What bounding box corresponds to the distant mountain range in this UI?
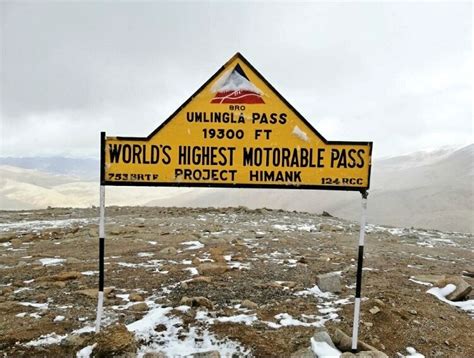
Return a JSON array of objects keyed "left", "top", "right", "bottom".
[
  {"left": 0, "top": 157, "right": 98, "bottom": 180},
  {"left": 0, "top": 144, "right": 472, "bottom": 233}
]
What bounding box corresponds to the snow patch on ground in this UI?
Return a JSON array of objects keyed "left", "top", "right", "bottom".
[
  {"left": 181, "top": 241, "right": 205, "bottom": 250},
  {"left": 404, "top": 346, "right": 425, "bottom": 357},
  {"left": 137, "top": 252, "right": 154, "bottom": 257},
  {"left": 409, "top": 278, "right": 433, "bottom": 286},
  {"left": 295, "top": 285, "right": 335, "bottom": 300},
  {"left": 76, "top": 343, "right": 97, "bottom": 358},
  {"left": 19, "top": 301, "right": 48, "bottom": 309},
  {"left": 53, "top": 315, "right": 65, "bottom": 322},
  {"left": 126, "top": 305, "right": 250, "bottom": 357},
  {"left": 23, "top": 333, "right": 67, "bottom": 347},
  {"left": 311, "top": 338, "right": 341, "bottom": 357},
  {"left": 81, "top": 271, "right": 99, "bottom": 276},
  {"left": 183, "top": 267, "right": 199, "bottom": 276},
  {"left": 427, "top": 284, "right": 474, "bottom": 317},
  {"left": 39, "top": 258, "right": 65, "bottom": 266}
]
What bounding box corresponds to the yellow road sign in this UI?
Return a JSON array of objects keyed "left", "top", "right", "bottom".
[{"left": 102, "top": 53, "right": 372, "bottom": 191}]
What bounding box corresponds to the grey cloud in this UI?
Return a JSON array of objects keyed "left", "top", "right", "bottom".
[{"left": 0, "top": 1, "right": 471, "bottom": 157}]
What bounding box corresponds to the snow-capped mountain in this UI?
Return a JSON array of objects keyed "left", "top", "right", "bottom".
[{"left": 210, "top": 64, "right": 264, "bottom": 104}]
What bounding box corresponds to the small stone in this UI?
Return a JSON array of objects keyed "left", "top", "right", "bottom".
[
  {"left": 129, "top": 293, "right": 144, "bottom": 302},
  {"left": 241, "top": 299, "right": 258, "bottom": 310},
  {"left": 408, "top": 310, "right": 417, "bottom": 315},
  {"left": 317, "top": 272, "right": 342, "bottom": 293},
  {"left": 362, "top": 321, "right": 374, "bottom": 327},
  {"left": 297, "top": 257, "right": 308, "bottom": 264},
  {"left": 197, "top": 263, "right": 228, "bottom": 276},
  {"left": 372, "top": 299, "right": 385, "bottom": 307},
  {"left": 369, "top": 306, "right": 381, "bottom": 315},
  {"left": 189, "top": 276, "right": 212, "bottom": 284},
  {"left": 61, "top": 334, "right": 87, "bottom": 348},
  {"left": 356, "top": 352, "right": 387, "bottom": 358},
  {"left": 130, "top": 302, "right": 148, "bottom": 312},
  {"left": 0, "top": 287, "right": 13, "bottom": 296},
  {"left": 159, "top": 247, "right": 177, "bottom": 256},
  {"left": 76, "top": 287, "right": 114, "bottom": 299},
  {"left": 143, "top": 353, "right": 168, "bottom": 358},
  {"left": 53, "top": 281, "right": 66, "bottom": 289},
  {"left": 35, "top": 294, "right": 48, "bottom": 303},
  {"left": 192, "top": 351, "right": 220, "bottom": 358},
  {"left": 10, "top": 239, "right": 22, "bottom": 249},
  {"left": 54, "top": 271, "right": 82, "bottom": 281},
  {"left": 66, "top": 257, "right": 82, "bottom": 264},
  {"left": 180, "top": 296, "right": 213, "bottom": 310}
]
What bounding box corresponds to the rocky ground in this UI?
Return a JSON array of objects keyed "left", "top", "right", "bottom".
[{"left": 0, "top": 206, "right": 473, "bottom": 358}]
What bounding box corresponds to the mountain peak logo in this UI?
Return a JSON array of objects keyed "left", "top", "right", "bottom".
[{"left": 210, "top": 64, "right": 265, "bottom": 104}]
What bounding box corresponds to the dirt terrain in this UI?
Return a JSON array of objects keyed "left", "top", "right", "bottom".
[{"left": 0, "top": 206, "right": 473, "bottom": 357}]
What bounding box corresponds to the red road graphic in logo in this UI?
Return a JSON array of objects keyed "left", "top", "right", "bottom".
[{"left": 211, "top": 64, "right": 264, "bottom": 104}]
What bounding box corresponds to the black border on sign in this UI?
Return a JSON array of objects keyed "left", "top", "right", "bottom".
[{"left": 101, "top": 53, "right": 373, "bottom": 191}]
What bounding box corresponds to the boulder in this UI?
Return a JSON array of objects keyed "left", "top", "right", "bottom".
[
  {"left": 180, "top": 296, "right": 214, "bottom": 310},
  {"left": 197, "top": 263, "right": 229, "bottom": 276},
  {"left": 94, "top": 323, "right": 137, "bottom": 357},
  {"left": 317, "top": 272, "right": 342, "bottom": 293},
  {"left": 332, "top": 329, "right": 387, "bottom": 356},
  {"left": 436, "top": 276, "right": 472, "bottom": 301}
]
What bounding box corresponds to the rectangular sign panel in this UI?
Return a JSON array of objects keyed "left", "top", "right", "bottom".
[{"left": 102, "top": 53, "right": 372, "bottom": 191}]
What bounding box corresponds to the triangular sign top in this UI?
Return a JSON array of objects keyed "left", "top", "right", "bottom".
[{"left": 102, "top": 53, "right": 372, "bottom": 191}]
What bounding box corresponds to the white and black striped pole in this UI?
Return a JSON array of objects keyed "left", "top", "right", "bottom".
[
  {"left": 351, "top": 190, "right": 368, "bottom": 352},
  {"left": 96, "top": 132, "right": 106, "bottom": 333}
]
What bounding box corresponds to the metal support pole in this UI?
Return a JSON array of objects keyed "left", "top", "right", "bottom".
[
  {"left": 95, "top": 184, "right": 105, "bottom": 332},
  {"left": 351, "top": 190, "right": 368, "bottom": 352}
]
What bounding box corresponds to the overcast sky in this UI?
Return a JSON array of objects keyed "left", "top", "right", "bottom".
[{"left": 1, "top": 1, "right": 472, "bottom": 159}]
